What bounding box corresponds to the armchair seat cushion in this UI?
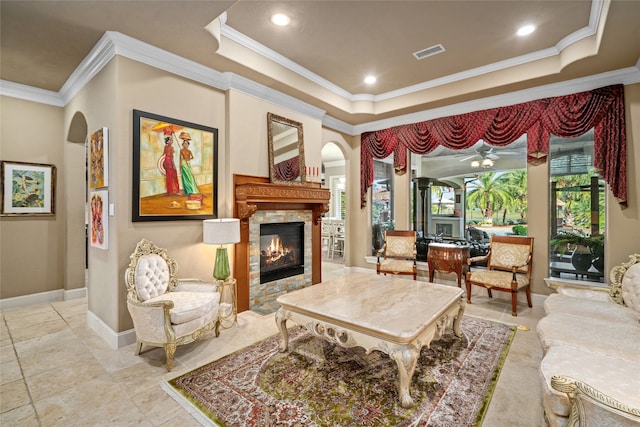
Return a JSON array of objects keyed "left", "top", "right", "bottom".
[
  {"left": 379, "top": 259, "right": 415, "bottom": 273},
  {"left": 147, "top": 291, "right": 220, "bottom": 325},
  {"left": 540, "top": 345, "right": 640, "bottom": 420},
  {"left": 467, "top": 270, "right": 529, "bottom": 289},
  {"left": 544, "top": 293, "right": 640, "bottom": 325},
  {"left": 172, "top": 303, "right": 220, "bottom": 338}
]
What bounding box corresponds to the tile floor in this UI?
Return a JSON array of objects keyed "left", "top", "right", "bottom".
[{"left": 1, "top": 265, "right": 546, "bottom": 426}]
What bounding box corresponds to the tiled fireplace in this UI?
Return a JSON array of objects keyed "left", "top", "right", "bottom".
[
  {"left": 250, "top": 211, "right": 312, "bottom": 313},
  {"left": 233, "top": 174, "right": 330, "bottom": 313}
]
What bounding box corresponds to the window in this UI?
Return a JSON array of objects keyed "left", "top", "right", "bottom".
[
  {"left": 329, "top": 176, "right": 346, "bottom": 219},
  {"left": 371, "top": 159, "right": 394, "bottom": 254},
  {"left": 549, "top": 130, "right": 605, "bottom": 282}
]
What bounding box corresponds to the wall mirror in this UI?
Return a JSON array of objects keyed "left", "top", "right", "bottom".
[{"left": 267, "top": 112, "right": 306, "bottom": 185}]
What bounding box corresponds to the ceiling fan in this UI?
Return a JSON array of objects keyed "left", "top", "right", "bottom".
[{"left": 456, "top": 143, "right": 520, "bottom": 168}]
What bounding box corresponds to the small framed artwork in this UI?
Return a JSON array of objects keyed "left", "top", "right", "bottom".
[
  {"left": 133, "top": 110, "right": 218, "bottom": 221},
  {"left": 89, "top": 127, "right": 109, "bottom": 188},
  {"left": 1, "top": 160, "right": 56, "bottom": 216},
  {"left": 89, "top": 190, "right": 109, "bottom": 249}
]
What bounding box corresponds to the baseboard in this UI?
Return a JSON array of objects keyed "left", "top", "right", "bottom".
[
  {"left": 86, "top": 309, "right": 137, "bottom": 350},
  {"left": 0, "top": 287, "right": 87, "bottom": 311}
]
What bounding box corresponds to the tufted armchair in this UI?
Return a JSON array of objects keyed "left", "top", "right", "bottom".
[
  {"left": 124, "top": 239, "right": 221, "bottom": 371},
  {"left": 465, "top": 234, "right": 534, "bottom": 316},
  {"left": 376, "top": 230, "right": 417, "bottom": 280}
]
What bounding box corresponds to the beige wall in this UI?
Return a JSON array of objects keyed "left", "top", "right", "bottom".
[
  {"left": 0, "top": 97, "right": 65, "bottom": 299},
  {"left": 1, "top": 57, "right": 638, "bottom": 335}
]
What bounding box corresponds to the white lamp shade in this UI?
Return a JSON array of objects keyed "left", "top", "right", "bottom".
[{"left": 203, "top": 218, "right": 240, "bottom": 245}]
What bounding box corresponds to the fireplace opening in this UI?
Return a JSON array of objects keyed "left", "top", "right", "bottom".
[{"left": 260, "top": 222, "right": 304, "bottom": 283}]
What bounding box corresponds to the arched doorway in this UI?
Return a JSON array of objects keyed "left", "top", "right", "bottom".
[{"left": 321, "top": 142, "right": 346, "bottom": 264}]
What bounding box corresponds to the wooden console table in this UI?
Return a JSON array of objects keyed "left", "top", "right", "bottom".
[{"left": 427, "top": 243, "right": 470, "bottom": 287}]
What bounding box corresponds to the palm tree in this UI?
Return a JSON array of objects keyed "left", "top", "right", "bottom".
[
  {"left": 466, "top": 172, "right": 513, "bottom": 224},
  {"left": 501, "top": 170, "right": 528, "bottom": 222}
]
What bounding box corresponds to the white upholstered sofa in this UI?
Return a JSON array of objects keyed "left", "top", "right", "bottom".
[
  {"left": 124, "top": 239, "right": 221, "bottom": 371},
  {"left": 537, "top": 253, "right": 640, "bottom": 426}
]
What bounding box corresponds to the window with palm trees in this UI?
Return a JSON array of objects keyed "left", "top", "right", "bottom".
[
  {"left": 548, "top": 130, "right": 605, "bottom": 282},
  {"left": 465, "top": 170, "right": 527, "bottom": 228}
]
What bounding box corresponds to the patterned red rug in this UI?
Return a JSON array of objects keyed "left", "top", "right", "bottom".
[{"left": 164, "top": 316, "right": 515, "bottom": 426}]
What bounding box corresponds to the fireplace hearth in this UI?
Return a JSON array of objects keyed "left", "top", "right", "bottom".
[{"left": 260, "top": 222, "right": 304, "bottom": 283}]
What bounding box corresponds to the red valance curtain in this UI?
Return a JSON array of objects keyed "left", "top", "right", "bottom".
[{"left": 360, "top": 84, "right": 626, "bottom": 208}]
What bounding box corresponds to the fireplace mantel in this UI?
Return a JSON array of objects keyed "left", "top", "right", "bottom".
[{"left": 233, "top": 174, "right": 330, "bottom": 312}]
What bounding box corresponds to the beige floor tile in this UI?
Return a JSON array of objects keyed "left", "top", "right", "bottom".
[
  {"left": 0, "top": 341, "right": 17, "bottom": 363},
  {"left": 0, "top": 379, "right": 31, "bottom": 413},
  {"left": 159, "top": 413, "right": 204, "bottom": 427},
  {"left": 2, "top": 303, "right": 57, "bottom": 323},
  {"left": 8, "top": 318, "right": 70, "bottom": 343},
  {"left": 24, "top": 357, "right": 104, "bottom": 401},
  {"left": 0, "top": 404, "right": 39, "bottom": 426},
  {"left": 131, "top": 384, "right": 185, "bottom": 425},
  {"left": 0, "top": 359, "right": 22, "bottom": 385},
  {"left": 33, "top": 373, "right": 135, "bottom": 426},
  {"left": 18, "top": 337, "right": 94, "bottom": 378}
]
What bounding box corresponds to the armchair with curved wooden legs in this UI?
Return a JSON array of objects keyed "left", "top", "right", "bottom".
[
  {"left": 376, "top": 230, "right": 417, "bottom": 280},
  {"left": 124, "top": 239, "right": 221, "bottom": 371},
  {"left": 465, "top": 234, "right": 534, "bottom": 316}
]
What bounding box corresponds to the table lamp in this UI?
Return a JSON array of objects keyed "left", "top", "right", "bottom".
[{"left": 203, "top": 218, "right": 241, "bottom": 280}]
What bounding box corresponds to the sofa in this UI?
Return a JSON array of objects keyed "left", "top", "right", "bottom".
[{"left": 536, "top": 254, "right": 640, "bottom": 426}]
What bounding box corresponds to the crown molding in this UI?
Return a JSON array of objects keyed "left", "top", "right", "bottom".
[
  {"left": 220, "top": 0, "right": 607, "bottom": 105},
  {"left": 0, "top": 80, "right": 64, "bottom": 107},
  {"left": 1, "top": 12, "right": 638, "bottom": 138},
  {"left": 226, "top": 73, "right": 325, "bottom": 120}
]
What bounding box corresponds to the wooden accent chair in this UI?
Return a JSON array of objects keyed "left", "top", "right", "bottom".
[
  {"left": 376, "top": 230, "right": 417, "bottom": 280},
  {"left": 124, "top": 239, "right": 221, "bottom": 371},
  {"left": 465, "top": 235, "right": 534, "bottom": 316}
]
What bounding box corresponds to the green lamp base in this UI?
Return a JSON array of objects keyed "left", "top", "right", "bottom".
[{"left": 213, "top": 247, "right": 231, "bottom": 280}]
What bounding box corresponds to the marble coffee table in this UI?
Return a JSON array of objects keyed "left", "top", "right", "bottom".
[{"left": 275, "top": 272, "right": 464, "bottom": 408}]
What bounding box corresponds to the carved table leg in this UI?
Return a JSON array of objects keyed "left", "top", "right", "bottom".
[
  {"left": 390, "top": 346, "right": 419, "bottom": 408},
  {"left": 275, "top": 308, "right": 289, "bottom": 352},
  {"left": 453, "top": 298, "right": 465, "bottom": 337}
]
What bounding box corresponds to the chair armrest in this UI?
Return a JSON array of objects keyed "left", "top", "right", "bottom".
[
  {"left": 176, "top": 279, "right": 219, "bottom": 293},
  {"left": 126, "top": 299, "right": 175, "bottom": 343},
  {"left": 467, "top": 254, "right": 489, "bottom": 265},
  {"left": 551, "top": 375, "right": 640, "bottom": 425},
  {"left": 544, "top": 278, "right": 612, "bottom": 301}
]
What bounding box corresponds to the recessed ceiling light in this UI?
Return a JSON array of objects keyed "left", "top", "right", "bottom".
[
  {"left": 271, "top": 14, "right": 290, "bottom": 26},
  {"left": 364, "top": 75, "right": 377, "bottom": 85},
  {"left": 517, "top": 24, "right": 536, "bottom": 37}
]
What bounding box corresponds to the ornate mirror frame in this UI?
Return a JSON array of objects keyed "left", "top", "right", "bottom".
[{"left": 267, "top": 112, "right": 306, "bottom": 185}]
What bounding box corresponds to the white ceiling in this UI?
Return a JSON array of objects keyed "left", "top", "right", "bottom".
[{"left": 2, "top": 0, "right": 639, "bottom": 127}]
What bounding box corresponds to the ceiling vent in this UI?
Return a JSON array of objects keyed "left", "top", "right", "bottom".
[{"left": 413, "top": 44, "right": 445, "bottom": 60}]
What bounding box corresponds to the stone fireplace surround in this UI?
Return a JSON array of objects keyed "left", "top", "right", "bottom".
[
  {"left": 251, "top": 210, "right": 311, "bottom": 314},
  {"left": 233, "top": 174, "right": 330, "bottom": 312}
]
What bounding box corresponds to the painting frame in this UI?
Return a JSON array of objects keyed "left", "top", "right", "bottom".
[
  {"left": 1, "top": 160, "right": 56, "bottom": 216},
  {"left": 132, "top": 110, "right": 218, "bottom": 222},
  {"left": 89, "top": 127, "right": 109, "bottom": 189},
  {"left": 89, "top": 190, "right": 109, "bottom": 249}
]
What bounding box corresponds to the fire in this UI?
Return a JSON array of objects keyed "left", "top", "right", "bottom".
[{"left": 264, "top": 235, "right": 289, "bottom": 264}]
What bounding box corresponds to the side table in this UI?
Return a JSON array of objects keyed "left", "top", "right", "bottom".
[
  {"left": 217, "top": 277, "right": 237, "bottom": 329},
  {"left": 427, "top": 243, "right": 470, "bottom": 288}
]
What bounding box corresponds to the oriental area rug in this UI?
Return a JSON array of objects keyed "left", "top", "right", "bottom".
[{"left": 163, "top": 316, "right": 515, "bottom": 427}]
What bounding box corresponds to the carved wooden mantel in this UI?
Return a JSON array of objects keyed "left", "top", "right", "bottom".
[{"left": 233, "top": 174, "right": 330, "bottom": 312}]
